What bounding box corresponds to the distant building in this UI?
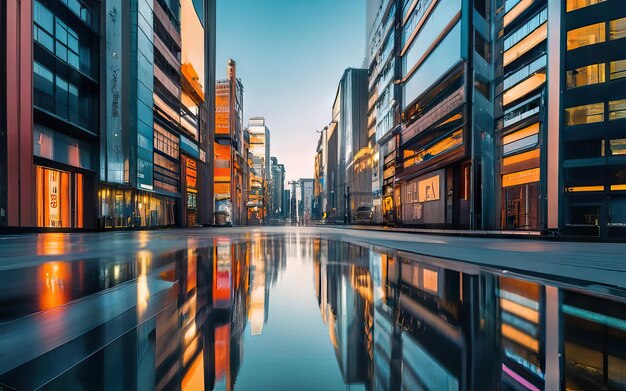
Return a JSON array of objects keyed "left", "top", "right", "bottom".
[
  {"left": 299, "top": 178, "right": 314, "bottom": 224},
  {"left": 270, "top": 157, "right": 285, "bottom": 221},
  {"left": 247, "top": 117, "right": 271, "bottom": 224},
  {"left": 214, "top": 59, "right": 245, "bottom": 225}
]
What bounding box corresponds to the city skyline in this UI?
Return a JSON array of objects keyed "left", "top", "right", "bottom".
[{"left": 216, "top": 0, "right": 366, "bottom": 182}]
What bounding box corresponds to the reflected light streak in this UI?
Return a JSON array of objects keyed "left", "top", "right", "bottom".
[
  {"left": 39, "top": 262, "right": 70, "bottom": 310},
  {"left": 137, "top": 250, "right": 152, "bottom": 316}
]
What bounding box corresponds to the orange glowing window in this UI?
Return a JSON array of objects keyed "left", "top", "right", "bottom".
[
  {"left": 500, "top": 298, "right": 540, "bottom": 323},
  {"left": 503, "top": 123, "right": 540, "bottom": 145},
  {"left": 36, "top": 166, "right": 71, "bottom": 228},
  {"left": 502, "top": 168, "right": 540, "bottom": 187},
  {"left": 422, "top": 269, "right": 438, "bottom": 293},
  {"left": 502, "top": 323, "right": 539, "bottom": 352}
]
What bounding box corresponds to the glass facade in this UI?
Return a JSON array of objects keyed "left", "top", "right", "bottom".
[{"left": 99, "top": 186, "right": 177, "bottom": 228}]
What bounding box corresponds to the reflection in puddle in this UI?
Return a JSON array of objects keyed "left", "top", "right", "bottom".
[{"left": 1, "top": 234, "right": 626, "bottom": 390}]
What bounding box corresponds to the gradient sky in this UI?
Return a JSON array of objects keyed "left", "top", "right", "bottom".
[{"left": 216, "top": 0, "right": 366, "bottom": 182}]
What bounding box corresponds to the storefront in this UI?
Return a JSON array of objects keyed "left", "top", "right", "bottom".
[
  {"left": 184, "top": 156, "right": 198, "bottom": 227},
  {"left": 99, "top": 186, "right": 177, "bottom": 228},
  {"left": 36, "top": 166, "right": 84, "bottom": 228}
]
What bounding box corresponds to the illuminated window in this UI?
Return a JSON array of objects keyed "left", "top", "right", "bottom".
[
  {"left": 566, "top": 63, "right": 605, "bottom": 89},
  {"left": 610, "top": 17, "right": 626, "bottom": 41},
  {"left": 610, "top": 139, "right": 626, "bottom": 155},
  {"left": 503, "top": 71, "right": 546, "bottom": 105},
  {"left": 504, "top": 0, "right": 533, "bottom": 28},
  {"left": 36, "top": 166, "right": 71, "bottom": 228},
  {"left": 566, "top": 0, "right": 606, "bottom": 12},
  {"left": 503, "top": 22, "right": 547, "bottom": 66},
  {"left": 610, "top": 59, "right": 626, "bottom": 80},
  {"left": 609, "top": 99, "right": 626, "bottom": 121},
  {"left": 567, "top": 23, "right": 605, "bottom": 51},
  {"left": 503, "top": 123, "right": 540, "bottom": 155},
  {"left": 565, "top": 102, "right": 604, "bottom": 126},
  {"left": 403, "top": 128, "right": 463, "bottom": 168}
]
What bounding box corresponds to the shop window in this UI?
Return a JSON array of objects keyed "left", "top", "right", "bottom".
[
  {"left": 566, "top": 0, "right": 605, "bottom": 12},
  {"left": 610, "top": 17, "right": 626, "bottom": 41},
  {"left": 502, "top": 182, "right": 539, "bottom": 229},
  {"left": 610, "top": 59, "right": 626, "bottom": 81},
  {"left": 610, "top": 139, "right": 626, "bottom": 155},
  {"left": 567, "top": 23, "right": 606, "bottom": 51},
  {"left": 36, "top": 167, "right": 71, "bottom": 228},
  {"left": 565, "top": 102, "right": 604, "bottom": 126},
  {"left": 566, "top": 63, "right": 605, "bottom": 89},
  {"left": 609, "top": 99, "right": 626, "bottom": 121}
]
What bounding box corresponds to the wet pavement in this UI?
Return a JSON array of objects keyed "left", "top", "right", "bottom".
[{"left": 0, "top": 227, "right": 625, "bottom": 390}]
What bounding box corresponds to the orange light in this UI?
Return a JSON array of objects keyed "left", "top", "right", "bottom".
[
  {"left": 503, "top": 149, "right": 540, "bottom": 167},
  {"left": 503, "top": 123, "right": 540, "bottom": 145},
  {"left": 565, "top": 186, "right": 605, "bottom": 192},
  {"left": 502, "top": 323, "right": 539, "bottom": 352},
  {"left": 611, "top": 184, "right": 626, "bottom": 191},
  {"left": 500, "top": 298, "right": 539, "bottom": 323},
  {"left": 502, "top": 168, "right": 540, "bottom": 187}
]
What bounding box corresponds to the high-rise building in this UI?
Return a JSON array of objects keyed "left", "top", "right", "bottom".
[
  {"left": 397, "top": 0, "right": 495, "bottom": 229},
  {"left": 214, "top": 59, "right": 245, "bottom": 225},
  {"left": 555, "top": 0, "right": 626, "bottom": 238},
  {"left": 270, "top": 157, "right": 285, "bottom": 222},
  {"left": 4, "top": 0, "right": 102, "bottom": 229},
  {"left": 299, "top": 178, "right": 314, "bottom": 225},
  {"left": 325, "top": 68, "right": 369, "bottom": 224},
  {"left": 247, "top": 117, "right": 270, "bottom": 224},
  {"left": 495, "top": 0, "right": 549, "bottom": 233},
  {"left": 366, "top": 0, "right": 401, "bottom": 225},
  {"left": 1, "top": 0, "right": 215, "bottom": 230}
]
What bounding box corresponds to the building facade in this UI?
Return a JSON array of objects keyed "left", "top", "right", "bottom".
[
  {"left": 270, "top": 157, "right": 285, "bottom": 222},
  {"left": 247, "top": 117, "right": 271, "bottom": 225},
  {"left": 214, "top": 59, "right": 245, "bottom": 225},
  {"left": 396, "top": 0, "right": 496, "bottom": 229},
  {"left": 1, "top": 0, "right": 215, "bottom": 230},
  {"left": 366, "top": 0, "right": 402, "bottom": 225},
  {"left": 323, "top": 68, "right": 369, "bottom": 224},
  {"left": 557, "top": 0, "right": 626, "bottom": 238}
]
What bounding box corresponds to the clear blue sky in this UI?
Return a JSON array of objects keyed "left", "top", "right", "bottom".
[{"left": 216, "top": 0, "right": 366, "bottom": 182}]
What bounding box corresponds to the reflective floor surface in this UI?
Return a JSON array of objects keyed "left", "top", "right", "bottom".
[{"left": 0, "top": 228, "right": 625, "bottom": 390}]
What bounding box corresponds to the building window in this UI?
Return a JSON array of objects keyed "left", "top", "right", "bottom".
[
  {"left": 566, "top": 63, "right": 605, "bottom": 89},
  {"left": 566, "top": 0, "right": 606, "bottom": 12},
  {"left": 36, "top": 166, "right": 76, "bottom": 228},
  {"left": 403, "top": 128, "right": 463, "bottom": 169},
  {"left": 565, "top": 102, "right": 604, "bottom": 126},
  {"left": 610, "top": 59, "right": 626, "bottom": 80},
  {"left": 567, "top": 23, "right": 606, "bottom": 51},
  {"left": 609, "top": 99, "right": 626, "bottom": 121},
  {"left": 610, "top": 17, "right": 626, "bottom": 41},
  {"left": 503, "top": 123, "right": 540, "bottom": 156},
  {"left": 610, "top": 139, "right": 626, "bottom": 155},
  {"left": 504, "top": 9, "right": 548, "bottom": 51}
]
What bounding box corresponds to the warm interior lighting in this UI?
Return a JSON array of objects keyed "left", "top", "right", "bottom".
[
  {"left": 611, "top": 184, "right": 626, "bottom": 191},
  {"left": 565, "top": 102, "right": 605, "bottom": 126},
  {"left": 503, "top": 123, "right": 540, "bottom": 145},
  {"left": 422, "top": 268, "right": 438, "bottom": 293},
  {"left": 566, "top": 186, "right": 605, "bottom": 192},
  {"left": 500, "top": 298, "right": 540, "bottom": 323},
  {"left": 503, "top": 73, "right": 546, "bottom": 106},
  {"left": 504, "top": 23, "right": 547, "bottom": 66},
  {"left": 504, "top": 0, "right": 534, "bottom": 28},
  {"left": 567, "top": 22, "right": 606, "bottom": 51},
  {"left": 566, "top": 0, "right": 606, "bottom": 12},
  {"left": 502, "top": 324, "right": 540, "bottom": 352},
  {"left": 502, "top": 168, "right": 540, "bottom": 187}
]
